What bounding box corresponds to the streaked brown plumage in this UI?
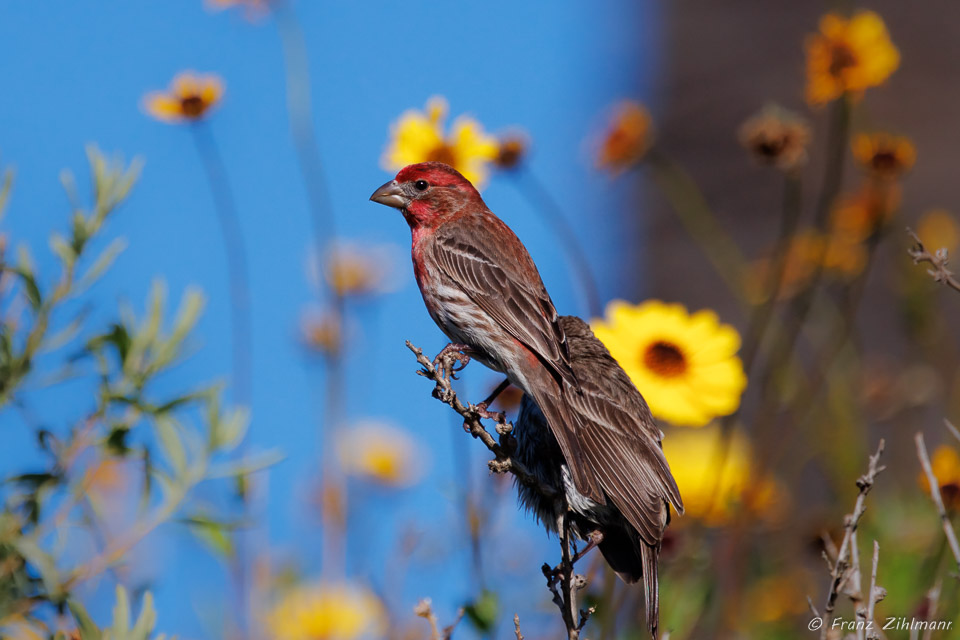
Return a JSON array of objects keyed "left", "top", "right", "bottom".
[{"left": 514, "top": 315, "right": 683, "bottom": 637}]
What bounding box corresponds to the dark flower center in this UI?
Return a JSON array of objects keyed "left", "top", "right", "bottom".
[
  {"left": 427, "top": 144, "right": 457, "bottom": 166},
  {"left": 870, "top": 150, "right": 900, "bottom": 173},
  {"left": 941, "top": 482, "right": 960, "bottom": 511},
  {"left": 643, "top": 340, "right": 687, "bottom": 377},
  {"left": 829, "top": 44, "right": 858, "bottom": 76},
  {"left": 180, "top": 95, "right": 207, "bottom": 118}
]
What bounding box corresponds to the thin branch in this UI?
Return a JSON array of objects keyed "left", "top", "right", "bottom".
[
  {"left": 944, "top": 419, "right": 960, "bottom": 446},
  {"left": 866, "top": 541, "right": 885, "bottom": 640},
  {"left": 406, "top": 341, "right": 557, "bottom": 499},
  {"left": 820, "top": 440, "right": 886, "bottom": 640},
  {"left": 513, "top": 614, "right": 524, "bottom": 640},
  {"left": 914, "top": 433, "right": 960, "bottom": 574},
  {"left": 907, "top": 228, "right": 960, "bottom": 293},
  {"left": 920, "top": 580, "right": 941, "bottom": 640},
  {"left": 542, "top": 511, "right": 594, "bottom": 640},
  {"left": 414, "top": 598, "right": 463, "bottom": 640}
]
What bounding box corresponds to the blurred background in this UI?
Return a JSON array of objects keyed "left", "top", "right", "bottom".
[{"left": 1, "top": 1, "right": 958, "bottom": 639}]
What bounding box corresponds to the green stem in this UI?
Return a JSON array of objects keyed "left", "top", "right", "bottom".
[
  {"left": 646, "top": 150, "right": 750, "bottom": 303},
  {"left": 511, "top": 169, "right": 602, "bottom": 317}
]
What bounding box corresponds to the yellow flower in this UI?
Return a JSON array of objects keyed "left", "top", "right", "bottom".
[
  {"left": 918, "top": 445, "right": 960, "bottom": 511},
  {"left": 917, "top": 209, "right": 959, "bottom": 255},
  {"left": 738, "top": 104, "right": 811, "bottom": 172},
  {"left": 143, "top": 71, "right": 224, "bottom": 123},
  {"left": 382, "top": 96, "right": 499, "bottom": 189},
  {"left": 661, "top": 424, "right": 781, "bottom": 525},
  {"left": 338, "top": 421, "right": 421, "bottom": 487},
  {"left": 267, "top": 582, "right": 386, "bottom": 640},
  {"left": 852, "top": 132, "right": 916, "bottom": 179},
  {"left": 591, "top": 300, "right": 747, "bottom": 427},
  {"left": 324, "top": 245, "right": 396, "bottom": 298},
  {"left": 805, "top": 11, "right": 900, "bottom": 105},
  {"left": 596, "top": 101, "right": 653, "bottom": 174}
]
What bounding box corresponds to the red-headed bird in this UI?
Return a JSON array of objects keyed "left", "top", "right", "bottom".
[{"left": 370, "top": 162, "right": 682, "bottom": 636}]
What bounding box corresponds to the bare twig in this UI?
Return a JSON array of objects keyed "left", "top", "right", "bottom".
[
  {"left": 914, "top": 433, "right": 960, "bottom": 574},
  {"left": 920, "top": 580, "right": 941, "bottom": 640},
  {"left": 866, "top": 541, "right": 886, "bottom": 640},
  {"left": 819, "top": 440, "right": 886, "bottom": 640},
  {"left": 944, "top": 419, "right": 960, "bottom": 446},
  {"left": 542, "top": 511, "right": 594, "bottom": 640},
  {"left": 907, "top": 228, "right": 960, "bottom": 293},
  {"left": 414, "top": 598, "right": 464, "bottom": 640},
  {"left": 513, "top": 614, "right": 524, "bottom": 640},
  {"left": 407, "top": 341, "right": 557, "bottom": 499}
]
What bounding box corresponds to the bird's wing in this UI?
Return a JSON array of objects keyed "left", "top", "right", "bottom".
[
  {"left": 558, "top": 316, "right": 683, "bottom": 544},
  {"left": 429, "top": 216, "right": 576, "bottom": 387}
]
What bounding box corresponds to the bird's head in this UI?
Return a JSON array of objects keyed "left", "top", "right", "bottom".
[{"left": 369, "top": 162, "right": 483, "bottom": 228}]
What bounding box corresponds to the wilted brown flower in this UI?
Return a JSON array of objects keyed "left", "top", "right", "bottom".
[
  {"left": 596, "top": 101, "right": 653, "bottom": 173},
  {"left": 852, "top": 132, "right": 916, "bottom": 179},
  {"left": 493, "top": 133, "right": 528, "bottom": 170},
  {"left": 738, "top": 105, "right": 811, "bottom": 172}
]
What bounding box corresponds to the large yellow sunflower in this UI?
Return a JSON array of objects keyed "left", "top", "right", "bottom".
[
  {"left": 382, "top": 96, "right": 499, "bottom": 189},
  {"left": 661, "top": 423, "right": 782, "bottom": 525},
  {"left": 591, "top": 300, "right": 747, "bottom": 427}
]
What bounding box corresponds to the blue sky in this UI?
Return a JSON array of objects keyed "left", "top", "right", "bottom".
[{"left": 0, "top": 1, "right": 660, "bottom": 637}]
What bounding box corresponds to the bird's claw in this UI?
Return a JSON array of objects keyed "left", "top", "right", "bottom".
[
  {"left": 432, "top": 343, "right": 472, "bottom": 380},
  {"left": 473, "top": 401, "right": 506, "bottom": 424}
]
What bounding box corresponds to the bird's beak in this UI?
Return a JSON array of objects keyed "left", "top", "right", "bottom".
[{"left": 369, "top": 180, "right": 409, "bottom": 210}]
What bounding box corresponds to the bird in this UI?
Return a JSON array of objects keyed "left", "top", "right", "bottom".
[
  {"left": 370, "top": 162, "right": 681, "bottom": 636},
  {"left": 514, "top": 314, "right": 683, "bottom": 637}
]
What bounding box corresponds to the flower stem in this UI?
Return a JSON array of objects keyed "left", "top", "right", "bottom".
[
  {"left": 646, "top": 149, "right": 750, "bottom": 304},
  {"left": 510, "top": 169, "right": 602, "bottom": 317},
  {"left": 191, "top": 122, "right": 254, "bottom": 636}
]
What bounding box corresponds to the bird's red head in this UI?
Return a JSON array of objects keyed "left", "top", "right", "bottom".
[{"left": 369, "top": 162, "right": 484, "bottom": 228}]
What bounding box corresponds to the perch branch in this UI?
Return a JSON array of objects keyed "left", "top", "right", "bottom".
[
  {"left": 914, "top": 433, "right": 960, "bottom": 575},
  {"left": 819, "top": 440, "right": 886, "bottom": 640},
  {"left": 407, "top": 341, "right": 557, "bottom": 498},
  {"left": 907, "top": 229, "right": 960, "bottom": 293},
  {"left": 414, "top": 598, "right": 463, "bottom": 640}
]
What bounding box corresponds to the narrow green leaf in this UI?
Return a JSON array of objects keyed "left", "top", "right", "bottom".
[
  {"left": 112, "top": 585, "right": 131, "bottom": 636},
  {"left": 130, "top": 591, "right": 157, "bottom": 640},
  {"left": 207, "top": 449, "right": 284, "bottom": 479},
  {"left": 155, "top": 417, "right": 187, "bottom": 475},
  {"left": 68, "top": 599, "right": 103, "bottom": 640}
]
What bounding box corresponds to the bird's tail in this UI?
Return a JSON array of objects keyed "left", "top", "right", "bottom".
[{"left": 641, "top": 541, "right": 660, "bottom": 638}]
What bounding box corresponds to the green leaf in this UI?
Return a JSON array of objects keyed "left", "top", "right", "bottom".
[
  {"left": 68, "top": 599, "right": 103, "bottom": 640},
  {"left": 155, "top": 417, "right": 187, "bottom": 476},
  {"left": 183, "top": 516, "right": 235, "bottom": 558},
  {"left": 76, "top": 237, "right": 127, "bottom": 291},
  {"left": 111, "top": 585, "right": 131, "bottom": 636},
  {"left": 212, "top": 407, "right": 250, "bottom": 452},
  {"left": 50, "top": 233, "right": 76, "bottom": 267},
  {"left": 207, "top": 448, "right": 284, "bottom": 479},
  {"left": 129, "top": 591, "right": 157, "bottom": 640},
  {"left": 463, "top": 589, "right": 499, "bottom": 634},
  {"left": 5, "top": 265, "right": 42, "bottom": 310}
]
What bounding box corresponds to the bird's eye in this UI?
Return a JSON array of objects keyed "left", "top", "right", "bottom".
[{"left": 414, "top": 180, "right": 429, "bottom": 191}]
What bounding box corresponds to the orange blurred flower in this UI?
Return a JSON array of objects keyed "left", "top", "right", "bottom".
[
  {"left": 738, "top": 104, "right": 811, "bottom": 172},
  {"left": 301, "top": 311, "right": 341, "bottom": 357},
  {"left": 830, "top": 183, "right": 901, "bottom": 241},
  {"left": 917, "top": 209, "right": 959, "bottom": 255},
  {"left": 918, "top": 445, "right": 960, "bottom": 511},
  {"left": 805, "top": 11, "right": 899, "bottom": 105},
  {"left": 596, "top": 101, "right": 653, "bottom": 174},
  {"left": 143, "top": 71, "right": 224, "bottom": 123},
  {"left": 852, "top": 132, "right": 916, "bottom": 179}
]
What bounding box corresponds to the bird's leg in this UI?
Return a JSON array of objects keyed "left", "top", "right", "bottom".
[
  {"left": 432, "top": 343, "right": 473, "bottom": 380},
  {"left": 475, "top": 377, "right": 511, "bottom": 422},
  {"left": 570, "top": 530, "right": 604, "bottom": 564}
]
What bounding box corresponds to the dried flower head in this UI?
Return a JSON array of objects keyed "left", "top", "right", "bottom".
[
  {"left": 738, "top": 105, "right": 811, "bottom": 172},
  {"left": 493, "top": 133, "right": 528, "bottom": 170},
  {"left": 852, "top": 132, "right": 916, "bottom": 179},
  {"left": 143, "top": 71, "right": 224, "bottom": 123},
  {"left": 596, "top": 101, "right": 653, "bottom": 174},
  {"left": 805, "top": 10, "right": 900, "bottom": 105}
]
